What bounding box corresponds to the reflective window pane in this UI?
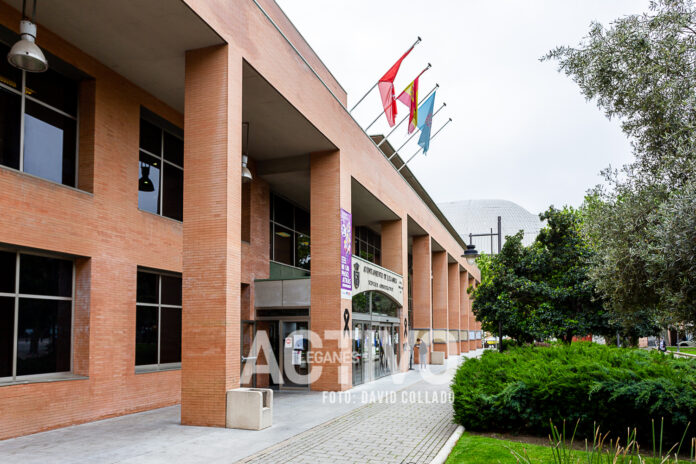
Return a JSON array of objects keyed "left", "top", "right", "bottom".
[
  {"left": 273, "top": 196, "right": 293, "bottom": 228},
  {"left": 23, "top": 100, "right": 77, "bottom": 186},
  {"left": 295, "top": 233, "right": 310, "bottom": 270},
  {"left": 19, "top": 254, "right": 72, "bottom": 297},
  {"left": 163, "top": 132, "right": 183, "bottom": 167},
  {"left": 162, "top": 164, "right": 183, "bottom": 221},
  {"left": 135, "top": 306, "right": 158, "bottom": 366},
  {"left": 0, "top": 87, "right": 21, "bottom": 171},
  {"left": 136, "top": 272, "right": 158, "bottom": 304},
  {"left": 138, "top": 151, "right": 161, "bottom": 215},
  {"left": 160, "top": 308, "right": 181, "bottom": 364},
  {"left": 25, "top": 68, "right": 78, "bottom": 116},
  {"left": 0, "top": 251, "right": 15, "bottom": 294},
  {"left": 295, "top": 209, "right": 310, "bottom": 236},
  {"left": 273, "top": 225, "right": 293, "bottom": 265},
  {"left": 0, "top": 42, "right": 21, "bottom": 91},
  {"left": 0, "top": 297, "right": 13, "bottom": 378},
  {"left": 160, "top": 275, "right": 182, "bottom": 306},
  {"left": 16, "top": 298, "right": 71, "bottom": 376},
  {"left": 139, "top": 119, "right": 161, "bottom": 155}
]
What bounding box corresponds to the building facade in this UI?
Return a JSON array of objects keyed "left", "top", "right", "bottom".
[{"left": 0, "top": 0, "right": 480, "bottom": 440}]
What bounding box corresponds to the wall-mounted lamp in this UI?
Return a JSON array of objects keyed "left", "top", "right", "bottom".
[
  {"left": 242, "top": 122, "right": 253, "bottom": 183},
  {"left": 7, "top": 0, "right": 48, "bottom": 73}
]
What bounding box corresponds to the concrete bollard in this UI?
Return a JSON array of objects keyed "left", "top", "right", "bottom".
[{"left": 226, "top": 388, "right": 273, "bottom": 430}]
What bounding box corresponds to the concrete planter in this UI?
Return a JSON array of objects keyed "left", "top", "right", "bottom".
[{"left": 226, "top": 388, "right": 273, "bottom": 430}]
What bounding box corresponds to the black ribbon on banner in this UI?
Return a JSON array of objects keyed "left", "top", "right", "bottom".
[
  {"left": 404, "top": 318, "right": 408, "bottom": 338},
  {"left": 343, "top": 308, "right": 350, "bottom": 337}
]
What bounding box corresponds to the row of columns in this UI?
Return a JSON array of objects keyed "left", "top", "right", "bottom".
[{"left": 179, "top": 44, "right": 480, "bottom": 428}]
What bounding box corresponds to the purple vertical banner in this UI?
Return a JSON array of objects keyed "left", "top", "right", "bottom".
[{"left": 340, "top": 208, "right": 352, "bottom": 299}]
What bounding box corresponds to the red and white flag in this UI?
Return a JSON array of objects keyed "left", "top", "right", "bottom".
[{"left": 378, "top": 47, "right": 415, "bottom": 127}]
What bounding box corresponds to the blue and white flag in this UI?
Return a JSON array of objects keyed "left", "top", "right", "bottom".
[{"left": 417, "top": 92, "right": 436, "bottom": 154}]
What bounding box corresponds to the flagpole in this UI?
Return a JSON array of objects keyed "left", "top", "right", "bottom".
[
  {"left": 387, "top": 103, "right": 446, "bottom": 161},
  {"left": 364, "top": 63, "right": 431, "bottom": 132},
  {"left": 349, "top": 37, "right": 421, "bottom": 113},
  {"left": 377, "top": 83, "right": 438, "bottom": 148},
  {"left": 397, "top": 118, "right": 452, "bottom": 172}
]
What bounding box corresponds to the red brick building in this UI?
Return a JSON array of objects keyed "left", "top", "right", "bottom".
[{"left": 0, "top": 0, "right": 481, "bottom": 439}]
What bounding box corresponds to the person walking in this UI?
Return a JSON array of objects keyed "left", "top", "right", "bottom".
[
  {"left": 659, "top": 338, "right": 667, "bottom": 353},
  {"left": 417, "top": 337, "right": 428, "bottom": 369}
]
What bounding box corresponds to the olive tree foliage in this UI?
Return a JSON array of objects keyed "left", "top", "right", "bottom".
[{"left": 545, "top": 0, "right": 696, "bottom": 326}]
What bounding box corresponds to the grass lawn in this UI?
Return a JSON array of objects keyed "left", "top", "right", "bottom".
[
  {"left": 445, "top": 433, "right": 559, "bottom": 463},
  {"left": 444, "top": 433, "right": 684, "bottom": 464},
  {"left": 667, "top": 347, "right": 696, "bottom": 354}
]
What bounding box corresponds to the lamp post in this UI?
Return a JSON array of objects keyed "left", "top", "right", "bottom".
[{"left": 467, "top": 216, "right": 503, "bottom": 352}]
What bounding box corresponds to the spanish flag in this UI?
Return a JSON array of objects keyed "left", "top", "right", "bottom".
[{"left": 397, "top": 77, "right": 419, "bottom": 134}]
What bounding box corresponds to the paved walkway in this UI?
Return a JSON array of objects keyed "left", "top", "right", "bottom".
[
  {"left": 0, "top": 351, "right": 482, "bottom": 463},
  {"left": 238, "top": 374, "right": 457, "bottom": 464}
]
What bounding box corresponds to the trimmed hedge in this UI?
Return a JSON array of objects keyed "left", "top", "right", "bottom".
[{"left": 452, "top": 343, "right": 696, "bottom": 444}]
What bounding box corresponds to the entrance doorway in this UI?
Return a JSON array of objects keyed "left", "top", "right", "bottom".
[
  {"left": 252, "top": 317, "right": 310, "bottom": 390},
  {"left": 352, "top": 320, "right": 399, "bottom": 386}
]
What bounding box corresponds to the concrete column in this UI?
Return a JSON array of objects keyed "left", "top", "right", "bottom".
[
  {"left": 381, "top": 218, "right": 408, "bottom": 371},
  {"left": 460, "top": 270, "right": 469, "bottom": 353},
  {"left": 448, "top": 262, "right": 460, "bottom": 356},
  {"left": 412, "top": 235, "right": 432, "bottom": 364},
  {"left": 432, "top": 251, "right": 448, "bottom": 358},
  {"left": 310, "top": 150, "right": 352, "bottom": 391},
  {"left": 181, "top": 45, "right": 242, "bottom": 426}
]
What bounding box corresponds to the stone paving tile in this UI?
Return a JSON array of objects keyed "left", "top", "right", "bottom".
[{"left": 237, "top": 374, "right": 458, "bottom": 464}]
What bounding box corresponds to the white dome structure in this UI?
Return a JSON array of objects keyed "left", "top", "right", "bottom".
[{"left": 438, "top": 199, "right": 544, "bottom": 254}]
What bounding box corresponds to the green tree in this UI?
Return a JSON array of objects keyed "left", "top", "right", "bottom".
[
  {"left": 546, "top": 0, "right": 696, "bottom": 326},
  {"left": 471, "top": 207, "right": 612, "bottom": 344}
]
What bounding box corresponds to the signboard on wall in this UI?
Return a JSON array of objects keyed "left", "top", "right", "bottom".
[
  {"left": 351, "top": 255, "right": 403, "bottom": 304},
  {"left": 340, "top": 209, "right": 353, "bottom": 299}
]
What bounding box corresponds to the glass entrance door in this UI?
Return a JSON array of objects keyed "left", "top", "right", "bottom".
[
  {"left": 280, "top": 321, "right": 309, "bottom": 389},
  {"left": 241, "top": 321, "right": 256, "bottom": 387}
]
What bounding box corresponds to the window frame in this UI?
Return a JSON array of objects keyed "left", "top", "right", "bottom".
[
  {"left": 269, "top": 193, "right": 311, "bottom": 272},
  {"left": 0, "top": 247, "right": 76, "bottom": 385},
  {"left": 0, "top": 56, "right": 80, "bottom": 188},
  {"left": 135, "top": 267, "right": 182, "bottom": 373},
  {"left": 354, "top": 226, "right": 381, "bottom": 266},
  {"left": 137, "top": 109, "right": 184, "bottom": 222}
]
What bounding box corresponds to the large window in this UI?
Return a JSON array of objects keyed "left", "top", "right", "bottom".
[
  {"left": 138, "top": 109, "right": 184, "bottom": 221},
  {"left": 0, "top": 41, "right": 79, "bottom": 187},
  {"left": 354, "top": 226, "right": 381, "bottom": 265},
  {"left": 0, "top": 249, "right": 74, "bottom": 381},
  {"left": 136, "top": 269, "right": 182, "bottom": 370},
  {"left": 269, "top": 193, "right": 310, "bottom": 270}
]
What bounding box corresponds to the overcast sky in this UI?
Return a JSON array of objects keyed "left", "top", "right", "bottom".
[{"left": 275, "top": 0, "right": 651, "bottom": 215}]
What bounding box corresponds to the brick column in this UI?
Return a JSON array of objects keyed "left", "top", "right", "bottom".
[
  {"left": 460, "top": 270, "right": 469, "bottom": 353},
  {"left": 310, "top": 150, "right": 352, "bottom": 391},
  {"left": 432, "top": 251, "right": 448, "bottom": 358},
  {"left": 448, "top": 262, "right": 460, "bottom": 356},
  {"left": 412, "top": 235, "right": 432, "bottom": 364},
  {"left": 468, "top": 275, "right": 476, "bottom": 351},
  {"left": 381, "top": 218, "right": 408, "bottom": 371},
  {"left": 181, "top": 45, "right": 242, "bottom": 427}
]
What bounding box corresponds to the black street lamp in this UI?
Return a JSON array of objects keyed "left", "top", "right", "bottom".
[{"left": 467, "top": 216, "right": 503, "bottom": 352}]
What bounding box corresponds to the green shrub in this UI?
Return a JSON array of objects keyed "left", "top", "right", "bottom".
[{"left": 452, "top": 343, "right": 696, "bottom": 445}]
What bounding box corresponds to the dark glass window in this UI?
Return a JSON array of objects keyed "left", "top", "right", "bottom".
[
  {"left": 138, "top": 111, "right": 183, "bottom": 221},
  {"left": 135, "top": 305, "right": 158, "bottom": 366},
  {"left": 0, "top": 250, "right": 74, "bottom": 380},
  {"left": 354, "top": 226, "right": 381, "bottom": 265},
  {"left": 0, "top": 250, "right": 15, "bottom": 294},
  {"left": 273, "top": 225, "right": 293, "bottom": 265},
  {"left": 269, "top": 193, "right": 311, "bottom": 270},
  {"left": 16, "top": 299, "right": 71, "bottom": 376},
  {"left": 0, "top": 88, "right": 21, "bottom": 170},
  {"left": 19, "top": 254, "right": 73, "bottom": 297},
  {"left": 0, "top": 297, "right": 14, "bottom": 378},
  {"left": 135, "top": 269, "right": 182, "bottom": 368},
  {"left": 0, "top": 42, "right": 79, "bottom": 187}
]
